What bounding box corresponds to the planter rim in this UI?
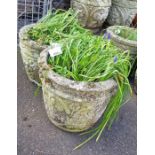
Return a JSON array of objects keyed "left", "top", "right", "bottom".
[
  {"left": 106, "top": 26, "right": 137, "bottom": 47},
  {"left": 72, "top": 0, "right": 111, "bottom": 7},
  {"left": 38, "top": 49, "right": 117, "bottom": 92},
  {"left": 19, "top": 24, "right": 48, "bottom": 49}
]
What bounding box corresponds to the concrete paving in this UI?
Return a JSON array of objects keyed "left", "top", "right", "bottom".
[{"left": 17, "top": 50, "right": 137, "bottom": 155}]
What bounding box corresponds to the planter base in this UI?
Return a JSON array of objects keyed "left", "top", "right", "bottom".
[{"left": 46, "top": 114, "right": 94, "bottom": 132}]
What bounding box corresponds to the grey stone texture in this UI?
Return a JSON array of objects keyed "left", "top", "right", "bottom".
[
  {"left": 71, "top": 0, "right": 111, "bottom": 30},
  {"left": 38, "top": 49, "right": 118, "bottom": 132},
  {"left": 107, "top": 0, "right": 137, "bottom": 26}
]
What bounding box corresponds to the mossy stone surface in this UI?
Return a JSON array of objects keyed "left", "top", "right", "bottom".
[{"left": 19, "top": 24, "right": 47, "bottom": 85}]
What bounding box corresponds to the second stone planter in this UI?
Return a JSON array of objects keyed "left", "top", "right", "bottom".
[
  {"left": 19, "top": 24, "right": 47, "bottom": 85},
  {"left": 71, "top": 0, "right": 111, "bottom": 31},
  {"left": 38, "top": 49, "right": 118, "bottom": 132}
]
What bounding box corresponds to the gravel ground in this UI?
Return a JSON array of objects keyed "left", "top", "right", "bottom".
[{"left": 17, "top": 49, "right": 137, "bottom": 155}]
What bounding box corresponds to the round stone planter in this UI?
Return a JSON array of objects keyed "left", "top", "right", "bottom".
[
  {"left": 106, "top": 26, "right": 137, "bottom": 59},
  {"left": 71, "top": 0, "right": 111, "bottom": 31},
  {"left": 107, "top": 0, "right": 137, "bottom": 26},
  {"left": 19, "top": 24, "right": 47, "bottom": 85},
  {"left": 38, "top": 49, "right": 118, "bottom": 132}
]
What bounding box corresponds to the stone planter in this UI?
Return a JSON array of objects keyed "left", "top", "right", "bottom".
[
  {"left": 19, "top": 24, "right": 47, "bottom": 85},
  {"left": 71, "top": 0, "right": 111, "bottom": 31},
  {"left": 106, "top": 26, "right": 137, "bottom": 59},
  {"left": 38, "top": 49, "right": 118, "bottom": 132},
  {"left": 107, "top": 0, "right": 137, "bottom": 26}
]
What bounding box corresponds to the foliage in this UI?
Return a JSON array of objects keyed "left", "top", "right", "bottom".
[{"left": 28, "top": 9, "right": 91, "bottom": 45}]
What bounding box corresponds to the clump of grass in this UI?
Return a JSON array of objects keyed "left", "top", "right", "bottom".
[
  {"left": 48, "top": 35, "right": 131, "bottom": 82},
  {"left": 47, "top": 34, "right": 132, "bottom": 149},
  {"left": 115, "top": 28, "right": 137, "bottom": 41},
  {"left": 27, "top": 9, "right": 91, "bottom": 45}
]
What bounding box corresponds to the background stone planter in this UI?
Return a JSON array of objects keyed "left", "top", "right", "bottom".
[
  {"left": 19, "top": 24, "right": 47, "bottom": 85},
  {"left": 106, "top": 26, "right": 137, "bottom": 59},
  {"left": 38, "top": 49, "right": 118, "bottom": 132},
  {"left": 106, "top": 0, "right": 137, "bottom": 26},
  {"left": 71, "top": 0, "right": 111, "bottom": 31}
]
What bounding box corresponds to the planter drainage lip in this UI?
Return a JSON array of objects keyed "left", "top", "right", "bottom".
[
  {"left": 73, "top": 0, "right": 111, "bottom": 7},
  {"left": 19, "top": 24, "right": 48, "bottom": 49},
  {"left": 106, "top": 25, "right": 137, "bottom": 47},
  {"left": 39, "top": 49, "right": 117, "bottom": 92}
]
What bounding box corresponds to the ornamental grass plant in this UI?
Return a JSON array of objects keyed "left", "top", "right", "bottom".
[{"left": 27, "top": 9, "right": 91, "bottom": 45}]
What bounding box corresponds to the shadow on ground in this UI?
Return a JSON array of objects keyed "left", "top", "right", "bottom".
[{"left": 17, "top": 50, "right": 137, "bottom": 155}]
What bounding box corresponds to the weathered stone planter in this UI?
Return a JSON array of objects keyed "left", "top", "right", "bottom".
[
  {"left": 71, "top": 0, "right": 111, "bottom": 31},
  {"left": 106, "top": 26, "right": 137, "bottom": 59},
  {"left": 107, "top": 0, "right": 137, "bottom": 26},
  {"left": 19, "top": 24, "right": 47, "bottom": 85},
  {"left": 38, "top": 49, "right": 118, "bottom": 132}
]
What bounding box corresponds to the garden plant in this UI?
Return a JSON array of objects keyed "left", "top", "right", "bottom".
[
  {"left": 20, "top": 8, "right": 134, "bottom": 150},
  {"left": 27, "top": 9, "right": 92, "bottom": 45},
  {"left": 40, "top": 33, "right": 132, "bottom": 149},
  {"left": 19, "top": 9, "right": 92, "bottom": 85}
]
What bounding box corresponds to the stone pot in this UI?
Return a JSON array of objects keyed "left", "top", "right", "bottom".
[
  {"left": 106, "top": 26, "right": 137, "bottom": 60},
  {"left": 38, "top": 49, "right": 118, "bottom": 132},
  {"left": 107, "top": 0, "right": 137, "bottom": 26},
  {"left": 19, "top": 24, "right": 47, "bottom": 85},
  {"left": 71, "top": 0, "right": 111, "bottom": 31}
]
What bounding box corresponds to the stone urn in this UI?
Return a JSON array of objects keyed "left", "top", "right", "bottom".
[
  {"left": 71, "top": 0, "right": 111, "bottom": 31},
  {"left": 38, "top": 49, "right": 118, "bottom": 132},
  {"left": 19, "top": 24, "right": 47, "bottom": 85},
  {"left": 106, "top": 26, "right": 137, "bottom": 61},
  {"left": 106, "top": 0, "right": 137, "bottom": 26}
]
